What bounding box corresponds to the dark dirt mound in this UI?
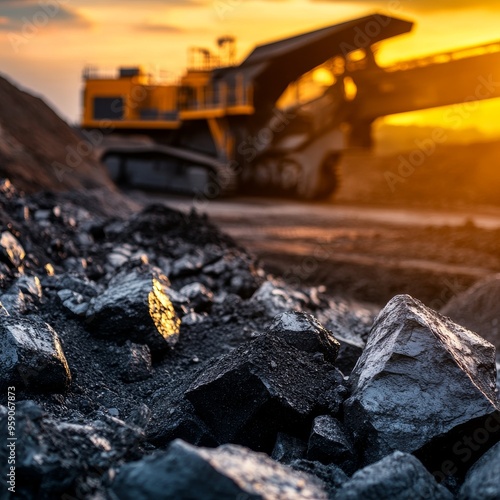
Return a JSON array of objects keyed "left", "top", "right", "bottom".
[{"left": 0, "top": 74, "right": 113, "bottom": 193}]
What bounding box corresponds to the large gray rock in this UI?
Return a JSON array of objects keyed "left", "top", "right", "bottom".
[
  {"left": 344, "top": 294, "right": 499, "bottom": 465},
  {"left": 111, "top": 439, "right": 329, "bottom": 500},
  {"left": 186, "top": 335, "right": 345, "bottom": 451},
  {"left": 333, "top": 451, "right": 453, "bottom": 500},
  {"left": 459, "top": 441, "right": 500, "bottom": 499},
  {"left": 267, "top": 311, "right": 340, "bottom": 363},
  {"left": 86, "top": 267, "right": 181, "bottom": 351},
  {"left": 0, "top": 316, "right": 71, "bottom": 391}
]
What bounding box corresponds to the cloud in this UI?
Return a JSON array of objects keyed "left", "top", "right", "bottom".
[
  {"left": 135, "top": 23, "right": 185, "bottom": 33},
  {"left": 73, "top": 0, "right": 206, "bottom": 6},
  {"left": 0, "top": 0, "right": 90, "bottom": 31},
  {"left": 334, "top": 0, "right": 500, "bottom": 13},
  {"left": 131, "top": 0, "right": 205, "bottom": 4}
]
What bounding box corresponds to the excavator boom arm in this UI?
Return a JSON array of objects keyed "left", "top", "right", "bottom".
[{"left": 352, "top": 44, "right": 500, "bottom": 122}]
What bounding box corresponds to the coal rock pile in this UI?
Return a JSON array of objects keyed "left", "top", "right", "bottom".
[{"left": 0, "top": 180, "right": 498, "bottom": 499}]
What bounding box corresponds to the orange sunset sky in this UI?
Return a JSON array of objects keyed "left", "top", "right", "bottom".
[{"left": 1, "top": 0, "right": 500, "bottom": 137}]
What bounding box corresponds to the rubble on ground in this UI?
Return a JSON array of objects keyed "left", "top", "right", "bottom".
[{"left": 0, "top": 178, "right": 498, "bottom": 499}]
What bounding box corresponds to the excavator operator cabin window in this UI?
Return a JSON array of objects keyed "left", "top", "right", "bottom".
[{"left": 93, "top": 97, "right": 124, "bottom": 120}]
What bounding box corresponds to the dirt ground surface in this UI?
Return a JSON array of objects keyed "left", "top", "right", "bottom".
[
  {"left": 123, "top": 141, "right": 500, "bottom": 311},
  {"left": 128, "top": 189, "right": 500, "bottom": 310}
]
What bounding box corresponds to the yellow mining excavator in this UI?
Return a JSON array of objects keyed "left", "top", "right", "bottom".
[{"left": 81, "top": 14, "right": 500, "bottom": 199}]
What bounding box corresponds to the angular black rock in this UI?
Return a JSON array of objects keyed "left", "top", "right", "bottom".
[
  {"left": 267, "top": 311, "right": 340, "bottom": 363},
  {"left": 126, "top": 403, "right": 152, "bottom": 430},
  {"left": 186, "top": 335, "right": 343, "bottom": 451},
  {"left": 46, "top": 273, "right": 100, "bottom": 298},
  {"left": 121, "top": 341, "right": 153, "bottom": 382},
  {"left": 171, "top": 251, "right": 204, "bottom": 277},
  {"left": 459, "top": 441, "right": 500, "bottom": 500},
  {"left": 146, "top": 398, "right": 217, "bottom": 448},
  {"left": 318, "top": 303, "right": 375, "bottom": 340},
  {"left": 0, "top": 316, "right": 71, "bottom": 392},
  {"left": 307, "top": 415, "right": 357, "bottom": 473},
  {"left": 105, "top": 244, "right": 137, "bottom": 269},
  {"left": 1, "top": 275, "right": 43, "bottom": 315},
  {"left": 333, "top": 451, "right": 453, "bottom": 500},
  {"left": 201, "top": 249, "right": 264, "bottom": 298},
  {"left": 57, "top": 288, "right": 89, "bottom": 316},
  {"left": 44, "top": 273, "right": 100, "bottom": 317},
  {"left": 250, "top": 280, "right": 313, "bottom": 318},
  {"left": 344, "top": 295, "right": 499, "bottom": 465},
  {"left": 179, "top": 282, "right": 213, "bottom": 312},
  {"left": 86, "top": 267, "right": 181, "bottom": 351},
  {"left": 272, "top": 432, "right": 307, "bottom": 464},
  {"left": 496, "top": 358, "right": 500, "bottom": 396},
  {"left": 0, "top": 401, "right": 144, "bottom": 499},
  {"left": 290, "top": 459, "right": 349, "bottom": 498},
  {"left": 110, "top": 439, "right": 329, "bottom": 499},
  {"left": 0, "top": 230, "right": 25, "bottom": 267},
  {"left": 316, "top": 301, "right": 371, "bottom": 374}
]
